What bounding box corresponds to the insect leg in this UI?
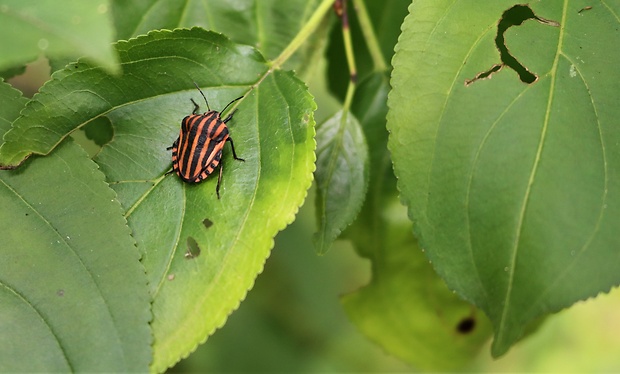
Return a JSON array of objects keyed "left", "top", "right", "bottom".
[
  {"left": 216, "top": 162, "right": 224, "bottom": 199},
  {"left": 227, "top": 138, "right": 245, "bottom": 162},
  {"left": 222, "top": 109, "right": 237, "bottom": 124},
  {"left": 166, "top": 138, "right": 179, "bottom": 151},
  {"left": 190, "top": 98, "right": 200, "bottom": 115}
]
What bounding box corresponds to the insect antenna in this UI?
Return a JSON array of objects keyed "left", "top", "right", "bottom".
[
  {"left": 220, "top": 96, "right": 244, "bottom": 115},
  {"left": 193, "top": 82, "right": 211, "bottom": 111}
]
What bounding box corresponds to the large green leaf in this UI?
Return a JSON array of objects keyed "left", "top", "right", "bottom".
[
  {"left": 342, "top": 73, "right": 493, "bottom": 370},
  {"left": 314, "top": 110, "right": 368, "bottom": 254},
  {"left": 0, "top": 28, "right": 315, "bottom": 371},
  {"left": 0, "top": 0, "right": 118, "bottom": 72},
  {"left": 388, "top": 0, "right": 620, "bottom": 356},
  {"left": 0, "top": 82, "right": 150, "bottom": 371}
]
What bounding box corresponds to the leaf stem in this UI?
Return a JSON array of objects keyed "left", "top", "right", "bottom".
[
  {"left": 124, "top": 173, "right": 167, "bottom": 219},
  {"left": 342, "top": 5, "right": 357, "bottom": 88},
  {"left": 351, "top": 0, "right": 387, "bottom": 71},
  {"left": 269, "top": 0, "right": 335, "bottom": 70},
  {"left": 337, "top": 0, "right": 357, "bottom": 178},
  {"left": 340, "top": 0, "right": 357, "bottom": 113}
]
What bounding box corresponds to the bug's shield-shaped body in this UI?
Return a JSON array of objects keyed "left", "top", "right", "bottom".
[
  {"left": 170, "top": 111, "right": 228, "bottom": 183},
  {"left": 168, "top": 90, "right": 244, "bottom": 199}
]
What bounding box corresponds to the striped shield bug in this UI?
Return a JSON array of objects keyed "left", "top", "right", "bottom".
[{"left": 167, "top": 83, "right": 244, "bottom": 198}]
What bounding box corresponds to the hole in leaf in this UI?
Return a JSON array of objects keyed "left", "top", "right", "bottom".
[
  {"left": 82, "top": 116, "right": 114, "bottom": 146},
  {"left": 203, "top": 218, "right": 213, "bottom": 229},
  {"left": 465, "top": 64, "right": 504, "bottom": 86},
  {"left": 465, "top": 4, "right": 559, "bottom": 86},
  {"left": 185, "top": 236, "right": 201, "bottom": 259},
  {"left": 57, "top": 289, "right": 65, "bottom": 297},
  {"left": 456, "top": 316, "right": 476, "bottom": 334}
]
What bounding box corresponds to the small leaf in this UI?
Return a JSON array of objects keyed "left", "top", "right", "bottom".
[
  {"left": 0, "top": 0, "right": 119, "bottom": 73},
  {"left": 388, "top": 0, "right": 620, "bottom": 356},
  {"left": 343, "top": 73, "right": 493, "bottom": 370},
  {"left": 0, "top": 85, "right": 150, "bottom": 372},
  {"left": 314, "top": 110, "right": 368, "bottom": 254},
  {"left": 342, "top": 202, "right": 493, "bottom": 371},
  {"left": 342, "top": 73, "right": 393, "bottom": 256}
]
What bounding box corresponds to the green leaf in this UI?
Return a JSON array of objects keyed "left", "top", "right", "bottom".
[
  {"left": 342, "top": 73, "right": 493, "bottom": 371},
  {"left": 130, "top": 71, "right": 313, "bottom": 373},
  {"left": 0, "top": 0, "right": 119, "bottom": 73},
  {"left": 0, "top": 80, "right": 27, "bottom": 135},
  {"left": 0, "top": 85, "right": 150, "bottom": 371},
  {"left": 342, "top": 202, "right": 493, "bottom": 371},
  {"left": 0, "top": 27, "right": 316, "bottom": 371},
  {"left": 111, "top": 0, "right": 322, "bottom": 69},
  {"left": 351, "top": 73, "right": 394, "bottom": 211},
  {"left": 388, "top": 0, "right": 620, "bottom": 357},
  {"left": 314, "top": 110, "right": 368, "bottom": 254}
]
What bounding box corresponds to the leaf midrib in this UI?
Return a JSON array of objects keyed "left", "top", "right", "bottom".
[{"left": 495, "top": 0, "right": 568, "bottom": 346}]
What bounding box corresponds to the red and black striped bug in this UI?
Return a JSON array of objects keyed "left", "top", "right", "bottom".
[{"left": 166, "top": 83, "right": 244, "bottom": 198}]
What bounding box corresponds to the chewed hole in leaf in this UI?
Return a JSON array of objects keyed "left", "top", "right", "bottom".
[
  {"left": 185, "top": 237, "right": 201, "bottom": 259},
  {"left": 456, "top": 316, "right": 476, "bottom": 334},
  {"left": 465, "top": 4, "right": 559, "bottom": 86},
  {"left": 202, "top": 218, "right": 213, "bottom": 229},
  {"left": 82, "top": 116, "right": 114, "bottom": 147}
]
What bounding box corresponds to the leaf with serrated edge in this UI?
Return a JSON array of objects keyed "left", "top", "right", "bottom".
[
  {"left": 388, "top": 0, "right": 620, "bottom": 356},
  {"left": 0, "top": 28, "right": 316, "bottom": 371},
  {"left": 0, "top": 83, "right": 150, "bottom": 371},
  {"left": 314, "top": 110, "right": 368, "bottom": 254}
]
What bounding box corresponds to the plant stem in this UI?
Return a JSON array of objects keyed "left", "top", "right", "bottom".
[
  {"left": 270, "top": 0, "right": 335, "bottom": 70},
  {"left": 351, "top": 0, "right": 387, "bottom": 71},
  {"left": 341, "top": 0, "right": 357, "bottom": 113}
]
